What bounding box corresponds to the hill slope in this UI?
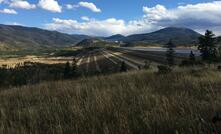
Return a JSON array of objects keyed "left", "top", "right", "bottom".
[
  {"left": 123, "top": 27, "right": 201, "bottom": 45},
  {"left": 104, "top": 34, "right": 125, "bottom": 41},
  {"left": 75, "top": 38, "right": 106, "bottom": 47},
  {"left": 0, "top": 69, "right": 220, "bottom": 133},
  {"left": 0, "top": 24, "right": 89, "bottom": 50}
]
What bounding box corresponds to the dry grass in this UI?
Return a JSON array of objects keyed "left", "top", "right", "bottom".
[
  {"left": 0, "top": 56, "right": 74, "bottom": 68},
  {"left": 0, "top": 68, "right": 220, "bottom": 133}
]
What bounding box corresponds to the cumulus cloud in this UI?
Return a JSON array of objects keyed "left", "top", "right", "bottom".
[
  {"left": 45, "top": 18, "right": 125, "bottom": 36},
  {"left": 142, "top": 5, "right": 177, "bottom": 23},
  {"left": 0, "top": 0, "right": 10, "bottom": 4},
  {"left": 78, "top": 2, "right": 101, "bottom": 12},
  {"left": 45, "top": 1, "right": 221, "bottom": 36},
  {"left": 45, "top": 17, "right": 158, "bottom": 36},
  {"left": 38, "top": 0, "right": 62, "bottom": 13},
  {"left": 0, "top": 0, "right": 4, "bottom": 3},
  {"left": 142, "top": 1, "right": 221, "bottom": 32},
  {"left": 65, "top": 2, "right": 101, "bottom": 13},
  {"left": 0, "top": 8, "right": 17, "bottom": 14},
  {"left": 81, "top": 16, "right": 90, "bottom": 21},
  {"left": 66, "top": 4, "right": 79, "bottom": 10},
  {"left": 9, "top": 0, "right": 36, "bottom": 9}
]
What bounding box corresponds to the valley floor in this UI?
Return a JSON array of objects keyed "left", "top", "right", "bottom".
[
  {"left": 0, "top": 56, "right": 74, "bottom": 68},
  {"left": 0, "top": 68, "right": 220, "bottom": 133}
]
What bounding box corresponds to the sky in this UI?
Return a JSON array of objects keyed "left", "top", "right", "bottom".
[{"left": 0, "top": 0, "right": 221, "bottom": 36}]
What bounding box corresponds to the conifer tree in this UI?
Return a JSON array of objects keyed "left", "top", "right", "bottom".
[
  {"left": 189, "top": 51, "right": 195, "bottom": 64},
  {"left": 72, "top": 58, "right": 77, "bottom": 77},
  {"left": 165, "top": 39, "right": 175, "bottom": 66},
  {"left": 64, "top": 62, "right": 71, "bottom": 79},
  {"left": 120, "top": 61, "right": 127, "bottom": 72},
  {"left": 198, "top": 30, "right": 217, "bottom": 63}
]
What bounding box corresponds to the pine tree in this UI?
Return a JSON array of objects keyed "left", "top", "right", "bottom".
[
  {"left": 120, "top": 61, "right": 127, "bottom": 72},
  {"left": 198, "top": 30, "right": 217, "bottom": 63},
  {"left": 144, "top": 60, "right": 151, "bottom": 69},
  {"left": 71, "top": 58, "right": 77, "bottom": 77},
  {"left": 189, "top": 51, "right": 195, "bottom": 64},
  {"left": 165, "top": 39, "right": 175, "bottom": 66},
  {"left": 64, "top": 62, "right": 71, "bottom": 79}
]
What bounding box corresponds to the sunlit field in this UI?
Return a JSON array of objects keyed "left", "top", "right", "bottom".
[{"left": 0, "top": 55, "right": 74, "bottom": 68}]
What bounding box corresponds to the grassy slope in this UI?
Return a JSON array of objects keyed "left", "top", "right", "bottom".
[{"left": 0, "top": 69, "right": 221, "bottom": 133}]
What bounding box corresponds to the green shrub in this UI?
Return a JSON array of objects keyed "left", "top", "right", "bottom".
[{"left": 157, "top": 65, "right": 172, "bottom": 74}]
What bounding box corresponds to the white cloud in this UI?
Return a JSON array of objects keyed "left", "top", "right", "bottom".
[
  {"left": 0, "top": 8, "right": 17, "bottom": 14},
  {"left": 66, "top": 4, "right": 72, "bottom": 9},
  {"left": 142, "top": 5, "right": 177, "bottom": 23},
  {"left": 78, "top": 2, "right": 101, "bottom": 12},
  {"left": 66, "top": 4, "right": 79, "bottom": 10},
  {"left": 0, "top": 0, "right": 8, "bottom": 4},
  {"left": 5, "top": 22, "right": 24, "bottom": 26},
  {"left": 142, "top": 1, "right": 221, "bottom": 35},
  {"left": 143, "top": 1, "right": 221, "bottom": 27},
  {"left": 10, "top": 0, "right": 36, "bottom": 10},
  {"left": 11, "top": 22, "right": 22, "bottom": 25},
  {"left": 81, "top": 16, "right": 90, "bottom": 21},
  {"left": 45, "top": 18, "right": 125, "bottom": 36},
  {"left": 0, "top": 0, "right": 10, "bottom": 4},
  {"left": 45, "top": 17, "right": 158, "bottom": 36},
  {"left": 45, "top": 1, "right": 221, "bottom": 36},
  {"left": 0, "top": 0, "right": 4, "bottom": 3},
  {"left": 38, "top": 0, "right": 62, "bottom": 13}
]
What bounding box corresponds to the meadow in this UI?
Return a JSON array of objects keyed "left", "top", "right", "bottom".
[{"left": 0, "top": 67, "right": 220, "bottom": 134}]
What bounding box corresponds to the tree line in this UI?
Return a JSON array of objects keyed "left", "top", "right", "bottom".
[
  {"left": 0, "top": 58, "right": 130, "bottom": 88},
  {"left": 0, "top": 60, "right": 78, "bottom": 88}
]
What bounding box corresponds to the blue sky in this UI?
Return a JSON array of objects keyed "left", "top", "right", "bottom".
[{"left": 0, "top": 0, "right": 221, "bottom": 36}]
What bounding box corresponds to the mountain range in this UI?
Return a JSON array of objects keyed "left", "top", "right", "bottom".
[
  {"left": 122, "top": 27, "right": 201, "bottom": 45},
  {"left": 0, "top": 24, "right": 90, "bottom": 51},
  {"left": 0, "top": 24, "right": 215, "bottom": 51},
  {"left": 103, "top": 34, "right": 125, "bottom": 42}
]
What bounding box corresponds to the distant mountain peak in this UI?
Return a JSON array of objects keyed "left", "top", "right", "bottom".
[
  {"left": 105, "top": 34, "right": 125, "bottom": 41},
  {"left": 110, "top": 34, "right": 125, "bottom": 37},
  {"left": 123, "top": 27, "right": 201, "bottom": 45},
  {"left": 153, "top": 27, "right": 199, "bottom": 33}
]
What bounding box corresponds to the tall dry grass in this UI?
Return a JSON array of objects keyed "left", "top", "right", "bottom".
[{"left": 0, "top": 68, "right": 220, "bottom": 134}]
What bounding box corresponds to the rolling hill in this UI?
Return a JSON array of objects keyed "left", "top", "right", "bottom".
[
  {"left": 122, "top": 27, "right": 201, "bottom": 45},
  {"left": 76, "top": 38, "right": 104, "bottom": 47},
  {"left": 75, "top": 38, "right": 121, "bottom": 47},
  {"left": 104, "top": 34, "right": 125, "bottom": 42},
  {"left": 0, "top": 24, "right": 90, "bottom": 50}
]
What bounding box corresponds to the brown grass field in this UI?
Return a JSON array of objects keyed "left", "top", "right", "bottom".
[
  {"left": 0, "top": 68, "right": 220, "bottom": 133},
  {"left": 0, "top": 55, "right": 75, "bottom": 68}
]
